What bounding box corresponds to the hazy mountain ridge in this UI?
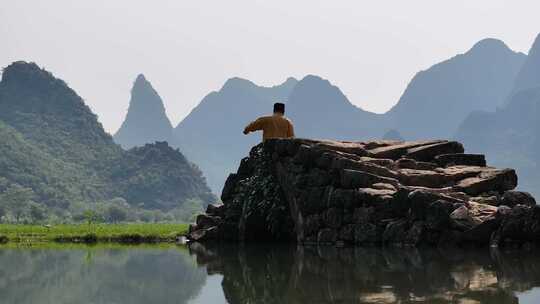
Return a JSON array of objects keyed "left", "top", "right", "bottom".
[
  {"left": 169, "top": 38, "right": 522, "bottom": 192},
  {"left": 114, "top": 74, "right": 173, "bottom": 149},
  {"left": 455, "top": 34, "right": 540, "bottom": 196},
  {"left": 0, "top": 62, "right": 215, "bottom": 222},
  {"left": 286, "top": 75, "right": 384, "bottom": 141},
  {"left": 173, "top": 77, "right": 298, "bottom": 191},
  {"left": 385, "top": 38, "right": 526, "bottom": 139},
  {"left": 172, "top": 74, "right": 388, "bottom": 192}
]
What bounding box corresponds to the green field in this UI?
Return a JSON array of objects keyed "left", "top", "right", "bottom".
[{"left": 0, "top": 223, "right": 189, "bottom": 244}]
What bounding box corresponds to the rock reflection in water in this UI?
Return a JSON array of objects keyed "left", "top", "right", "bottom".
[{"left": 188, "top": 243, "right": 540, "bottom": 303}]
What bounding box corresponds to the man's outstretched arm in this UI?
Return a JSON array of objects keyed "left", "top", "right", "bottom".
[{"left": 243, "top": 118, "right": 264, "bottom": 134}]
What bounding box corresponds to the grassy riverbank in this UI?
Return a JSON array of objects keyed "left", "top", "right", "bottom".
[{"left": 0, "top": 223, "right": 189, "bottom": 244}]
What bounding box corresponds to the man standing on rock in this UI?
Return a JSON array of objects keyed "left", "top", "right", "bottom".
[{"left": 243, "top": 102, "right": 295, "bottom": 140}]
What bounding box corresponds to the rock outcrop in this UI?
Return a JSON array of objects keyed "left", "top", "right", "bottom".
[{"left": 188, "top": 139, "right": 538, "bottom": 247}]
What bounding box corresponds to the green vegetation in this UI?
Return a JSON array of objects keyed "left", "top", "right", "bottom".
[
  {"left": 0, "top": 223, "right": 188, "bottom": 244},
  {"left": 0, "top": 61, "right": 215, "bottom": 223},
  {"left": 0, "top": 241, "right": 183, "bottom": 250}
]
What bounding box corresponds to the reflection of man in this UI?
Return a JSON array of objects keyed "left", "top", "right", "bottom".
[{"left": 243, "top": 102, "right": 295, "bottom": 141}]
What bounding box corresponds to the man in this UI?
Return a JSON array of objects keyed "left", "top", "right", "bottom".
[{"left": 243, "top": 102, "right": 295, "bottom": 140}]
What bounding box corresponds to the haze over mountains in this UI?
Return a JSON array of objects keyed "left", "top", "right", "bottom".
[
  {"left": 6, "top": 33, "right": 532, "bottom": 198},
  {"left": 114, "top": 36, "right": 534, "bottom": 193}
]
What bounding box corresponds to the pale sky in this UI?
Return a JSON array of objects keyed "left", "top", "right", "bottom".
[{"left": 1, "top": 0, "right": 539, "bottom": 133}]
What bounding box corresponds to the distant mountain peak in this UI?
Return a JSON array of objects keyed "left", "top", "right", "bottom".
[
  {"left": 469, "top": 38, "right": 510, "bottom": 53},
  {"left": 3, "top": 61, "right": 41, "bottom": 78},
  {"left": 383, "top": 129, "right": 404, "bottom": 141},
  {"left": 284, "top": 76, "right": 298, "bottom": 83},
  {"left": 289, "top": 75, "right": 355, "bottom": 109},
  {"left": 130, "top": 74, "right": 168, "bottom": 112},
  {"left": 276, "top": 77, "right": 298, "bottom": 89},
  {"left": 221, "top": 76, "right": 299, "bottom": 94},
  {"left": 510, "top": 32, "right": 540, "bottom": 94},
  {"left": 135, "top": 73, "right": 147, "bottom": 82},
  {"left": 388, "top": 37, "right": 526, "bottom": 139},
  {"left": 222, "top": 77, "right": 257, "bottom": 91},
  {"left": 114, "top": 74, "right": 173, "bottom": 149},
  {"left": 0, "top": 61, "right": 116, "bottom": 167},
  {"left": 299, "top": 74, "right": 330, "bottom": 84},
  {"left": 132, "top": 73, "right": 159, "bottom": 97},
  {"left": 2, "top": 61, "right": 64, "bottom": 87},
  {"left": 0, "top": 61, "right": 95, "bottom": 121}
]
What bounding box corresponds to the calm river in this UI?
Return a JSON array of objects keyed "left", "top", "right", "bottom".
[{"left": 1, "top": 243, "right": 540, "bottom": 303}]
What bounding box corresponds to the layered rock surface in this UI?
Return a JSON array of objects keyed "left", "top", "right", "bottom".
[{"left": 188, "top": 139, "right": 538, "bottom": 247}]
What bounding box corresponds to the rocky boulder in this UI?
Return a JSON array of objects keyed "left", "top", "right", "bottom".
[{"left": 188, "top": 138, "right": 538, "bottom": 248}]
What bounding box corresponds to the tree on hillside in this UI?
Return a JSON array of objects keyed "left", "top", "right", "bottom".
[
  {"left": 83, "top": 210, "right": 100, "bottom": 224},
  {"left": 28, "top": 202, "right": 47, "bottom": 223},
  {"left": 105, "top": 205, "right": 128, "bottom": 223},
  {"left": 0, "top": 205, "right": 5, "bottom": 221},
  {"left": 1, "top": 184, "right": 35, "bottom": 223}
]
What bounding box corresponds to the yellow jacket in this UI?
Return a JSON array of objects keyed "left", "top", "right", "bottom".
[{"left": 244, "top": 114, "right": 295, "bottom": 141}]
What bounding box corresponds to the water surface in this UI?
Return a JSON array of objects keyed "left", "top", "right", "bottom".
[{"left": 2, "top": 243, "right": 540, "bottom": 303}]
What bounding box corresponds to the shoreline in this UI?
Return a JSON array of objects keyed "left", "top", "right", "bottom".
[{"left": 0, "top": 223, "right": 188, "bottom": 245}]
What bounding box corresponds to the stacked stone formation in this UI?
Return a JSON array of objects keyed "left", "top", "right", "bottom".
[{"left": 189, "top": 139, "right": 537, "bottom": 247}]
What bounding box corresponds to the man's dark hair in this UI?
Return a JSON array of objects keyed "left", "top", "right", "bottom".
[{"left": 273, "top": 102, "right": 285, "bottom": 114}]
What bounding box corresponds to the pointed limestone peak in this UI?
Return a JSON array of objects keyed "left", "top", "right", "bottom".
[
  {"left": 129, "top": 74, "right": 168, "bottom": 113},
  {"left": 114, "top": 74, "right": 173, "bottom": 149},
  {"left": 135, "top": 73, "right": 147, "bottom": 82}
]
